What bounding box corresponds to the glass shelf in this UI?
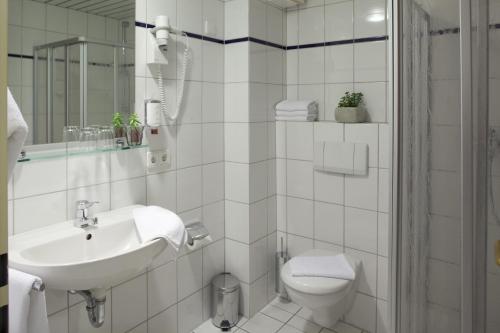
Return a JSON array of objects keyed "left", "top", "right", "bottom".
[{"left": 17, "top": 144, "right": 148, "bottom": 163}]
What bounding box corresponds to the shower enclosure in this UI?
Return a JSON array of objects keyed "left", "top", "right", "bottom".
[
  {"left": 33, "top": 37, "right": 134, "bottom": 144},
  {"left": 394, "top": 0, "right": 496, "bottom": 332}
]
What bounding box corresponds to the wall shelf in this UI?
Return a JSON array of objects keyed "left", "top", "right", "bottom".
[{"left": 17, "top": 144, "right": 148, "bottom": 163}]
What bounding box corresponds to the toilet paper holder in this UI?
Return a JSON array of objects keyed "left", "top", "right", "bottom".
[{"left": 185, "top": 221, "right": 210, "bottom": 246}]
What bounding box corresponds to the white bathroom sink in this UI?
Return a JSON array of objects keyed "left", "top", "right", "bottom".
[{"left": 9, "top": 205, "right": 167, "bottom": 291}]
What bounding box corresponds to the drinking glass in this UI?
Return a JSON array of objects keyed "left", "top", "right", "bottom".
[
  {"left": 79, "top": 127, "right": 98, "bottom": 152},
  {"left": 63, "top": 126, "right": 80, "bottom": 152},
  {"left": 97, "top": 126, "right": 114, "bottom": 150}
]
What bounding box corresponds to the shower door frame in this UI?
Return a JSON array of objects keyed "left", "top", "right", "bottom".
[
  {"left": 33, "top": 37, "right": 131, "bottom": 144},
  {"left": 392, "top": 0, "right": 489, "bottom": 332}
]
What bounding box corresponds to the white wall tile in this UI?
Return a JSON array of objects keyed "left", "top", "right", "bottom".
[
  {"left": 226, "top": 200, "right": 250, "bottom": 243},
  {"left": 112, "top": 275, "right": 147, "bottom": 333},
  {"left": 345, "top": 293, "right": 377, "bottom": 332},
  {"left": 225, "top": 162, "right": 250, "bottom": 203},
  {"left": 179, "top": 81, "right": 202, "bottom": 124},
  {"left": 202, "top": 239, "right": 225, "bottom": 287},
  {"left": 203, "top": 201, "right": 225, "bottom": 241},
  {"left": 14, "top": 159, "right": 66, "bottom": 198},
  {"left": 344, "top": 123, "right": 379, "bottom": 167},
  {"left": 286, "top": 122, "right": 313, "bottom": 160},
  {"left": 354, "top": 41, "right": 387, "bottom": 82},
  {"left": 148, "top": 305, "right": 178, "bottom": 333},
  {"left": 325, "top": 1, "right": 354, "bottom": 41},
  {"left": 286, "top": 160, "right": 313, "bottom": 199},
  {"left": 178, "top": 290, "right": 204, "bottom": 333},
  {"left": 345, "top": 207, "right": 378, "bottom": 253},
  {"left": 225, "top": 122, "right": 250, "bottom": 163},
  {"left": 298, "top": 6, "right": 324, "bottom": 44},
  {"left": 178, "top": 0, "right": 203, "bottom": 34},
  {"left": 67, "top": 154, "right": 110, "bottom": 189},
  {"left": 14, "top": 191, "right": 67, "bottom": 233},
  {"left": 177, "top": 249, "right": 203, "bottom": 300},
  {"left": 225, "top": 0, "right": 249, "bottom": 40},
  {"left": 354, "top": 81, "right": 387, "bottom": 123},
  {"left": 203, "top": 0, "right": 224, "bottom": 39},
  {"left": 203, "top": 162, "right": 225, "bottom": 204},
  {"left": 287, "top": 197, "right": 314, "bottom": 238},
  {"left": 202, "top": 83, "right": 224, "bottom": 123},
  {"left": 177, "top": 166, "right": 202, "bottom": 212},
  {"left": 314, "top": 170, "right": 344, "bottom": 204},
  {"left": 298, "top": 48, "right": 325, "bottom": 84},
  {"left": 146, "top": 171, "right": 177, "bottom": 211},
  {"left": 148, "top": 261, "right": 177, "bottom": 317},
  {"left": 345, "top": 167, "right": 378, "bottom": 210},
  {"left": 22, "top": 0, "right": 46, "bottom": 29},
  {"left": 314, "top": 201, "right": 343, "bottom": 245},
  {"left": 325, "top": 45, "right": 354, "bottom": 84},
  {"left": 110, "top": 177, "right": 147, "bottom": 209},
  {"left": 353, "top": 0, "right": 386, "bottom": 38},
  {"left": 226, "top": 238, "right": 250, "bottom": 283},
  {"left": 110, "top": 149, "right": 146, "bottom": 182},
  {"left": 177, "top": 124, "right": 202, "bottom": 168}
]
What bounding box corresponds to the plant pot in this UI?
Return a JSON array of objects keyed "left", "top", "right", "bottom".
[
  {"left": 334, "top": 107, "right": 367, "bottom": 123},
  {"left": 114, "top": 126, "right": 126, "bottom": 139},
  {"left": 126, "top": 126, "right": 144, "bottom": 146}
]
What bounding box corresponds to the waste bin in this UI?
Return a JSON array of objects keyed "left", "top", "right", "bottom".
[{"left": 211, "top": 273, "right": 240, "bottom": 331}]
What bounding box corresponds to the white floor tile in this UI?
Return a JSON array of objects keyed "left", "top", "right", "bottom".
[
  {"left": 332, "top": 321, "right": 363, "bottom": 333},
  {"left": 287, "top": 316, "right": 322, "bottom": 333},
  {"left": 261, "top": 304, "right": 295, "bottom": 323},
  {"left": 241, "top": 313, "right": 284, "bottom": 333},
  {"left": 270, "top": 298, "right": 302, "bottom": 314},
  {"left": 278, "top": 324, "right": 304, "bottom": 333}
]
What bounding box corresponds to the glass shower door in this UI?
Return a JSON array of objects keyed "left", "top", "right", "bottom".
[{"left": 396, "top": 0, "right": 491, "bottom": 332}]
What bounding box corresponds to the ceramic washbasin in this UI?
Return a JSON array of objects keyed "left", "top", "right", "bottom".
[{"left": 9, "top": 205, "right": 167, "bottom": 291}]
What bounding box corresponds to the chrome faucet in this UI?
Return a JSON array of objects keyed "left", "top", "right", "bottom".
[{"left": 75, "top": 200, "right": 99, "bottom": 228}]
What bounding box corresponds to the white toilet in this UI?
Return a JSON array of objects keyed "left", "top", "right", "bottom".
[{"left": 280, "top": 249, "right": 361, "bottom": 328}]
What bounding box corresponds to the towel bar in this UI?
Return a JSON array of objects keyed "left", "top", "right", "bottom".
[{"left": 31, "top": 280, "right": 45, "bottom": 292}]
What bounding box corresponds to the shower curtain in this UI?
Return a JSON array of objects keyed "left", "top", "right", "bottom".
[{"left": 399, "top": 2, "right": 431, "bottom": 333}]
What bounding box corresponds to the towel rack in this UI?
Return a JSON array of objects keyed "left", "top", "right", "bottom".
[{"left": 31, "top": 280, "right": 45, "bottom": 292}]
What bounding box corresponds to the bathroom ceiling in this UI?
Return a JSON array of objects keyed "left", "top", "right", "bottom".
[{"left": 32, "top": 0, "right": 134, "bottom": 20}]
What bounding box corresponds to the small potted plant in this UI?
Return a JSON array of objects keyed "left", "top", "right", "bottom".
[
  {"left": 127, "top": 112, "right": 144, "bottom": 146},
  {"left": 335, "top": 92, "right": 367, "bottom": 123},
  {"left": 113, "top": 112, "right": 126, "bottom": 138}
]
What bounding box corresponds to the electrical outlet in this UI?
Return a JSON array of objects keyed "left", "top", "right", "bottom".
[
  {"left": 147, "top": 151, "right": 158, "bottom": 170},
  {"left": 147, "top": 149, "right": 170, "bottom": 171}
]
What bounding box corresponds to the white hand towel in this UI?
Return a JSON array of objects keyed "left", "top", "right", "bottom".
[
  {"left": 289, "top": 254, "right": 355, "bottom": 280},
  {"left": 9, "top": 269, "right": 50, "bottom": 333},
  {"left": 133, "top": 206, "right": 187, "bottom": 252},
  {"left": 7, "top": 88, "right": 28, "bottom": 180},
  {"left": 276, "top": 110, "right": 318, "bottom": 117},
  {"left": 275, "top": 114, "right": 318, "bottom": 122},
  {"left": 275, "top": 100, "right": 318, "bottom": 112}
]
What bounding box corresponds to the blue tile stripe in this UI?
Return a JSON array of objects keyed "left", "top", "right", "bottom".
[{"left": 135, "top": 20, "right": 389, "bottom": 50}]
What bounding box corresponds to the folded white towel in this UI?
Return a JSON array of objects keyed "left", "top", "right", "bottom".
[
  {"left": 9, "top": 269, "right": 50, "bottom": 333},
  {"left": 276, "top": 110, "right": 318, "bottom": 117},
  {"left": 7, "top": 88, "right": 28, "bottom": 180},
  {"left": 133, "top": 206, "right": 187, "bottom": 252},
  {"left": 275, "top": 114, "right": 318, "bottom": 122},
  {"left": 275, "top": 100, "right": 318, "bottom": 113},
  {"left": 289, "top": 254, "right": 355, "bottom": 280}
]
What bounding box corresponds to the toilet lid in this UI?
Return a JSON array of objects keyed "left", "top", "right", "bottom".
[{"left": 281, "top": 249, "right": 360, "bottom": 295}]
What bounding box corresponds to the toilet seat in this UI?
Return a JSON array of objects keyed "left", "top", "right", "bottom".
[{"left": 281, "top": 249, "right": 359, "bottom": 295}]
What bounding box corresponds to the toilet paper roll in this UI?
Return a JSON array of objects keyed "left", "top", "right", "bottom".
[{"left": 186, "top": 235, "right": 213, "bottom": 251}]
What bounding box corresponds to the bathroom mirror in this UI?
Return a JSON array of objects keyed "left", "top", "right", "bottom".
[{"left": 7, "top": 0, "right": 135, "bottom": 145}]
